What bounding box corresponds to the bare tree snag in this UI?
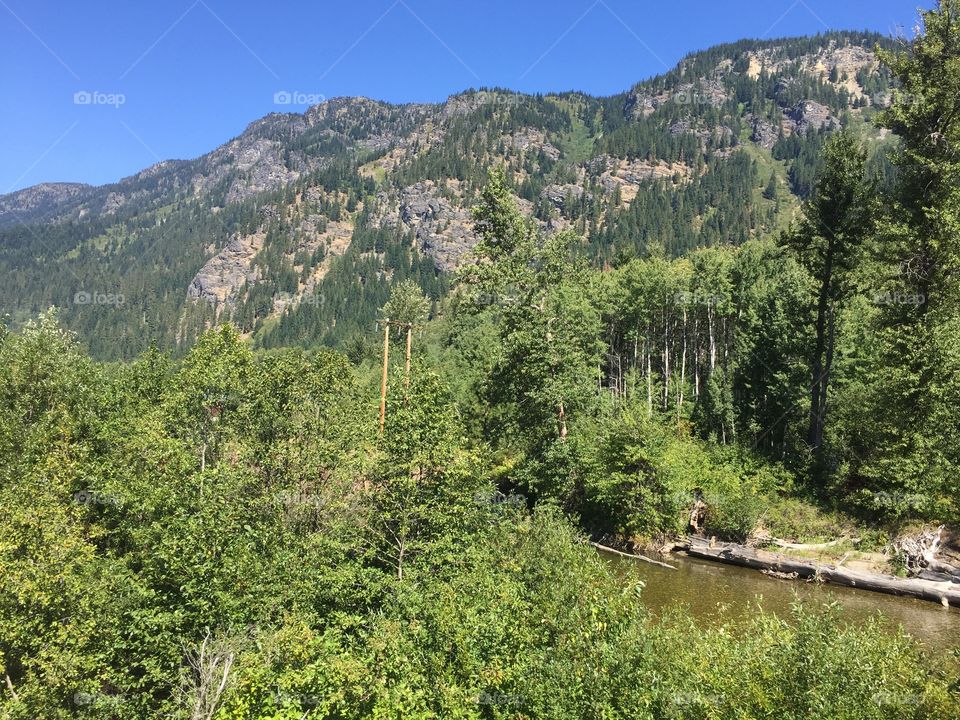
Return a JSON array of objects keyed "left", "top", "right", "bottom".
[
  {"left": 379, "top": 320, "right": 390, "bottom": 435},
  {"left": 404, "top": 324, "right": 412, "bottom": 391}
]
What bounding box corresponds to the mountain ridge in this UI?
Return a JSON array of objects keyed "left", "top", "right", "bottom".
[
  {"left": 0, "top": 31, "right": 892, "bottom": 212},
  {"left": 0, "top": 30, "right": 899, "bottom": 359}
]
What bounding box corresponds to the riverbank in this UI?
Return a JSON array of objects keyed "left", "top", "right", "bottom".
[
  {"left": 675, "top": 536, "right": 960, "bottom": 608},
  {"left": 596, "top": 543, "right": 960, "bottom": 656},
  {"left": 594, "top": 525, "right": 960, "bottom": 609}
]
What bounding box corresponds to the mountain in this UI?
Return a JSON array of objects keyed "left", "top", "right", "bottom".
[{"left": 0, "top": 31, "right": 898, "bottom": 360}]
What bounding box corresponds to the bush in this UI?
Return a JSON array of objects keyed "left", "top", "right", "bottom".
[
  {"left": 758, "top": 496, "right": 857, "bottom": 542},
  {"left": 703, "top": 488, "right": 764, "bottom": 541}
]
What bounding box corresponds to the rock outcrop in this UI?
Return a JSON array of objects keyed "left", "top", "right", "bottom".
[
  {"left": 540, "top": 183, "right": 590, "bottom": 211},
  {"left": 749, "top": 114, "right": 781, "bottom": 150},
  {"left": 506, "top": 128, "right": 561, "bottom": 161},
  {"left": 395, "top": 182, "right": 475, "bottom": 271},
  {"left": 0, "top": 182, "right": 93, "bottom": 226},
  {"left": 787, "top": 100, "right": 836, "bottom": 135},
  {"left": 187, "top": 231, "right": 266, "bottom": 304}
]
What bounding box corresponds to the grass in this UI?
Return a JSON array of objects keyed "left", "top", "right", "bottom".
[
  {"left": 738, "top": 142, "right": 799, "bottom": 235},
  {"left": 557, "top": 117, "right": 595, "bottom": 165},
  {"left": 359, "top": 162, "right": 387, "bottom": 185},
  {"left": 545, "top": 94, "right": 597, "bottom": 165}
]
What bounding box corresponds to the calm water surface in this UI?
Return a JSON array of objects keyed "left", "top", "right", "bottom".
[{"left": 600, "top": 548, "right": 960, "bottom": 655}]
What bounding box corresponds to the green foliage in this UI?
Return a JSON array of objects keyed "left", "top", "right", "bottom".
[
  {"left": 580, "top": 400, "right": 785, "bottom": 540},
  {"left": 7, "top": 20, "right": 960, "bottom": 718},
  {"left": 462, "top": 169, "right": 603, "bottom": 501},
  {"left": 758, "top": 496, "right": 857, "bottom": 543},
  {"left": 381, "top": 278, "right": 431, "bottom": 334},
  {"left": 832, "top": 1, "right": 960, "bottom": 521},
  {"left": 0, "top": 310, "right": 958, "bottom": 719}
]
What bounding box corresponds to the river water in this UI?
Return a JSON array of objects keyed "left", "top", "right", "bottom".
[{"left": 600, "top": 548, "right": 960, "bottom": 656}]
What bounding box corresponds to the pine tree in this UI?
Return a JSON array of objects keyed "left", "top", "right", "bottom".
[{"left": 783, "top": 130, "right": 873, "bottom": 478}]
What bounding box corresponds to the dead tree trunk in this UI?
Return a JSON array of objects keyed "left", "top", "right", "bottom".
[{"left": 379, "top": 321, "right": 390, "bottom": 434}]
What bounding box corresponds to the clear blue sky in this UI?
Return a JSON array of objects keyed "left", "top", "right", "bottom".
[{"left": 0, "top": 0, "right": 931, "bottom": 191}]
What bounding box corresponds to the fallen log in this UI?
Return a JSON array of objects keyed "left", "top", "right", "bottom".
[
  {"left": 679, "top": 537, "right": 960, "bottom": 608},
  {"left": 762, "top": 536, "right": 859, "bottom": 551},
  {"left": 917, "top": 569, "right": 960, "bottom": 584},
  {"left": 922, "top": 558, "right": 960, "bottom": 581},
  {"left": 591, "top": 541, "right": 677, "bottom": 569}
]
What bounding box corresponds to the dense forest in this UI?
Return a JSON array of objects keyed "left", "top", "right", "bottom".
[{"left": 3, "top": 2, "right": 960, "bottom": 719}]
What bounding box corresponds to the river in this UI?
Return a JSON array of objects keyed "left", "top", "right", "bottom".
[{"left": 600, "top": 548, "right": 960, "bottom": 655}]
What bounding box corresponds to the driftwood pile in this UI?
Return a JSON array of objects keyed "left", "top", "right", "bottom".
[{"left": 893, "top": 525, "right": 960, "bottom": 584}]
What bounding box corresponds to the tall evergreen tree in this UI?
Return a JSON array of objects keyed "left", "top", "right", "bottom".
[
  {"left": 853, "top": 0, "right": 960, "bottom": 518},
  {"left": 783, "top": 130, "right": 873, "bottom": 475}
]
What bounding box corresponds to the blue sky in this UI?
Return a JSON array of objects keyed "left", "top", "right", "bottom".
[{"left": 1, "top": 0, "right": 931, "bottom": 191}]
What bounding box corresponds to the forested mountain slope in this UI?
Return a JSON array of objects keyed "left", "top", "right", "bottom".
[{"left": 0, "top": 31, "right": 897, "bottom": 359}]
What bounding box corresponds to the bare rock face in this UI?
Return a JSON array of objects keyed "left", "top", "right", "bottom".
[
  {"left": 626, "top": 79, "right": 729, "bottom": 119},
  {"left": 186, "top": 100, "right": 436, "bottom": 208},
  {"left": 746, "top": 42, "right": 878, "bottom": 99},
  {"left": 396, "top": 182, "right": 474, "bottom": 271},
  {"left": 400, "top": 185, "right": 443, "bottom": 224},
  {"left": 597, "top": 157, "right": 692, "bottom": 204},
  {"left": 678, "top": 79, "right": 729, "bottom": 107},
  {"left": 187, "top": 231, "right": 265, "bottom": 304},
  {"left": 540, "top": 183, "right": 590, "bottom": 211},
  {"left": 191, "top": 136, "right": 302, "bottom": 206},
  {"left": 624, "top": 90, "right": 664, "bottom": 119},
  {"left": 101, "top": 191, "right": 125, "bottom": 214},
  {"left": 443, "top": 93, "right": 488, "bottom": 118},
  {"left": 506, "top": 128, "right": 561, "bottom": 160},
  {"left": 619, "top": 158, "right": 691, "bottom": 185},
  {"left": 668, "top": 119, "right": 732, "bottom": 146},
  {"left": 443, "top": 90, "right": 520, "bottom": 118},
  {"left": 380, "top": 180, "right": 560, "bottom": 271},
  {"left": 749, "top": 114, "right": 780, "bottom": 150},
  {"left": 788, "top": 100, "right": 836, "bottom": 135},
  {"left": 0, "top": 182, "right": 93, "bottom": 226}
]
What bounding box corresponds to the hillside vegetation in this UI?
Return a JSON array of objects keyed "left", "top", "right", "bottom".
[
  {"left": 3, "top": 5, "right": 960, "bottom": 718},
  {"left": 1, "top": 31, "right": 897, "bottom": 358}
]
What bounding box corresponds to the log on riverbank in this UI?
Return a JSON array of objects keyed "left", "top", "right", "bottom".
[
  {"left": 591, "top": 541, "right": 677, "bottom": 569},
  {"left": 678, "top": 537, "right": 960, "bottom": 608}
]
